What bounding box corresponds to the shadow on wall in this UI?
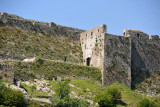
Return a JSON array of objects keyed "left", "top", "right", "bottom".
[{"left": 131, "top": 42, "right": 150, "bottom": 89}]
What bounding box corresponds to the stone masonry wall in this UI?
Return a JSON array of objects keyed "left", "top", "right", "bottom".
[
  {"left": 80, "top": 24, "right": 106, "bottom": 68},
  {"left": 0, "top": 12, "right": 160, "bottom": 88},
  {"left": 0, "top": 62, "right": 14, "bottom": 83},
  {"left": 81, "top": 25, "right": 159, "bottom": 88},
  {"left": 131, "top": 38, "right": 160, "bottom": 87},
  {"left": 0, "top": 12, "right": 84, "bottom": 40},
  {"left": 103, "top": 34, "right": 131, "bottom": 87},
  {"left": 123, "top": 29, "right": 149, "bottom": 40}
]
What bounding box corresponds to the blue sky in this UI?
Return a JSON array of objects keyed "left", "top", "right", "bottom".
[{"left": 0, "top": 0, "right": 160, "bottom": 36}]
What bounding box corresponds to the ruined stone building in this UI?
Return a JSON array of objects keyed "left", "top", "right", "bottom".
[
  {"left": 80, "top": 25, "right": 160, "bottom": 88},
  {"left": 0, "top": 12, "right": 160, "bottom": 88}
]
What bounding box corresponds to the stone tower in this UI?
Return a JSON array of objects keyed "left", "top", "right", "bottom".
[{"left": 80, "top": 24, "right": 106, "bottom": 68}]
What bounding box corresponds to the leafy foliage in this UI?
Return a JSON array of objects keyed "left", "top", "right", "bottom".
[
  {"left": 50, "top": 81, "right": 89, "bottom": 107},
  {"left": 94, "top": 87, "right": 121, "bottom": 106},
  {"left": 54, "top": 81, "right": 70, "bottom": 99},
  {"left": 106, "top": 87, "right": 121, "bottom": 103},
  {"left": 0, "top": 81, "right": 25, "bottom": 107},
  {"left": 14, "top": 60, "right": 101, "bottom": 82},
  {"left": 94, "top": 92, "right": 114, "bottom": 107}
]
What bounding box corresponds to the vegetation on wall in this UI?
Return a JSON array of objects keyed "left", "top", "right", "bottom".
[{"left": 14, "top": 59, "right": 101, "bottom": 82}]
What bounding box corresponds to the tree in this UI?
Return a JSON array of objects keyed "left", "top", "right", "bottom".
[{"left": 0, "top": 81, "right": 25, "bottom": 107}]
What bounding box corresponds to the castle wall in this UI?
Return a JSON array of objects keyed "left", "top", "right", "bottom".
[
  {"left": 80, "top": 24, "right": 106, "bottom": 68},
  {"left": 123, "top": 29, "right": 149, "bottom": 40},
  {"left": 0, "top": 12, "right": 84, "bottom": 40},
  {"left": 1, "top": 12, "right": 160, "bottom": 89},
  {"left": 131, "top": 39, "right": 160, "bottom": 87},
  {"left": 0, "top": 62, "right": 14, "bottom": 83},
  {"left": 103, "top": 34, "right": 131, "bottom": 87}
]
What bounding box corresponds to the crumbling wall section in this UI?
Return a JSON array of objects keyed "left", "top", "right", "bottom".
[{"left": 123, "top": 29, "right": 149, "bottom": 40}]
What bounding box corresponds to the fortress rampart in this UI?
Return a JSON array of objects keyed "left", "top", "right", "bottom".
[
  {"left": 0, "top": 12, "right": 159, "bottom": 88},
  {"left": 0, "top": 12, "right": 84, "bottom": 40},
  {"left": 81, "top": 25, "right": 160, "bottom": 88}
]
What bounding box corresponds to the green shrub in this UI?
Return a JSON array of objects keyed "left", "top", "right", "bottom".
[
  {"left": 51, "top": 81, "right": 89, "bottom": 107},
  {"left": 54, "top": 81, "right": 70, "bottom": 99},
  {"left": 94, "top": 92, "right": 114, "bottom": 107},
  {"left": 137, "top": 98, "right": 157, "bottom": 107},
  {"left": 36, "top": 57, "right": 45, "bottom": 65},
  {"left": 106, "top": 87, "right": 121, "bottom": 103},
  {"left": 0, "top": 81, "right": 25, "bottom": 107},
  {"left": 94, "top": 87, "right": 121, "bottom": 106}
]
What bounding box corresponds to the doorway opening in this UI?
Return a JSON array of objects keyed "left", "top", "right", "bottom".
[{"left": 86, "top": 57, "right": 91, "bottom": 66}]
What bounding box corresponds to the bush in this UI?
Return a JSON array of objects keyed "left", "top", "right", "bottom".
[
  {"left": 137, "top": 98, "right": 157, "bottom": 107},
  {"left": 94, "top": 92, "right": 114, "bottom": 107},
  {"left": 0, "top": 81, "right": 25, "bottom": 107},
  {"left": 36, "top": 57, "right": 45, "bottom": 65},
  {"left": 94, "top": 87, "right": 121, "bottom": 106},
  {"left": 51, "top": 81, "right": 89, "bottom": 107},
  {"left": 54, "top": 81, "right": 70, "bottom": 99},
  {"left": 106, "top": 87, "right": 121, "bottom": 103}
]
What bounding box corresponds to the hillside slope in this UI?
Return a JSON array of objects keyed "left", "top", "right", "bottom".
[{"left": 0, "top": 27, "right": 83, "bottom": 63}]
